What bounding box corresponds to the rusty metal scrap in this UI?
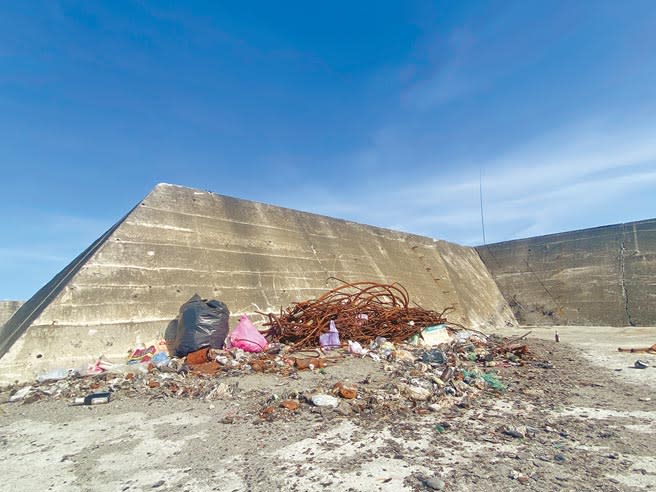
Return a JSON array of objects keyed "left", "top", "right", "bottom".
[
  {"left": 261, "top": 279, "right": 454, "bottom": 348},
  {"left": 618, "top": 342, "right": 656, "bottom": 354}
]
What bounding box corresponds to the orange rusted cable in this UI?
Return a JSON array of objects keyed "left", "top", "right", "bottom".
[{"left": 259, "top": 279, "right": 454, "bottom": 349}]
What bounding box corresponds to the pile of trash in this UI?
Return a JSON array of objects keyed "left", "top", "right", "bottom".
[
  {"left": 3, "top": 282, "right": 535, "bottom": 413},
  {"left": 261, "top": 279, "right": 452, "bottom": 348}
]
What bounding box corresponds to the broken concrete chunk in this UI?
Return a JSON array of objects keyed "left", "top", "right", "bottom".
[{"left": 311, "top": 394, "right": 339, "bottom": 407}]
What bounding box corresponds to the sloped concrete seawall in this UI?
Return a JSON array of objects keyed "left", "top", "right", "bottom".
[
  {"left": 0, "top": 301, "right": 23, "bottom": 329},
  {"left": 476, "top": 218, "right": 656, "bottom": 326},
  {"left": 0, "top": 184, "right": 515, "bottom": 383}
]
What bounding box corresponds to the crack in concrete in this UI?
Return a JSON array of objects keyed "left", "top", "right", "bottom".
[{"left": 619, "top": 225, "right": 635, "bottom": 326}]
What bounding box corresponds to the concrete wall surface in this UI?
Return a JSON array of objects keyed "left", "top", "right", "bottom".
[
  {"left": 0, "top": 301, "right": 24, "bottom": 328},
  {"left": 0, "top": 184, "right": 515, "bottom": 383},
  {"left": 476, "top": 218, "right": 656, "bottom": 326}
]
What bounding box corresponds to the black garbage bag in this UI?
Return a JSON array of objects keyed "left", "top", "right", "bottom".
[{"left": 170, "top": 294, "right": 230, "bottom": 357}]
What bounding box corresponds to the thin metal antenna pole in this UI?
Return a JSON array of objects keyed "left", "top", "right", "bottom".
[{"left": 479, "top": 168, "right": 486, "bottom": 245}]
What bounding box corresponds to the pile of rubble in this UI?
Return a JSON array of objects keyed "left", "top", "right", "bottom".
[
  {"left": 3, "top": 331, "right": 534, "bottom": 417},
  {"left": 3, "top": 281, "right": 535, "bottom": 418}
]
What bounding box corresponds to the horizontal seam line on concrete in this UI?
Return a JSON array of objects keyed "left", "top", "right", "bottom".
[
  {"left": 82, "top": 264, "right": 388, "bottom": 277},
  {"left": 137, "top": 205, "right": 300, "bottom": 233},
  {"left": 31, "top": 312, "right": 280, "bottom": 327},
  {"left": 137, "top": 204, "right": 413, "bottom": 241},
  {"left": 123, "top": 221, "right": 194, "bottom": 232},
  {"left": 105, "top": 240, "right": 326, "bottom": 261},
  {"left": 135, "top": 204, "right": 339, "bottom": 236},
  {"left": 59, "top": 284, "right": 332, "bottom": 290}
]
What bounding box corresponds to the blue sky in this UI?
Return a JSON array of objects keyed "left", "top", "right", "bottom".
[{"left": 1, "top": 1, "right": 656, "bottom": 300}]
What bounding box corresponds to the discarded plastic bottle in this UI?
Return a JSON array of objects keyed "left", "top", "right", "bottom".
[{"left": 73, "top": 392, "right": 111, "bottom": 405}]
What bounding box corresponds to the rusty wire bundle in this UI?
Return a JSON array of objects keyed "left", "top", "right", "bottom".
[{"left": 261, "top": 279, "right": 453, "bottom": 348}]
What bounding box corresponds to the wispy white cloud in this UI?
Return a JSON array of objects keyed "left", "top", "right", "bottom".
[
  {"left": 0, "top": 213, "right": 112, "bottom": 298},
  {"left": 286, "top": 115, "right": 656, "bottom": 245},
  {"left": 0, "top": 247, "right": 69, "bottom": 263},
  {"left": 401, "top": 27, "right": 483, "bottom": 108},
  {"left": 0, "top": 214, "right": 109, "bottom": 264}
]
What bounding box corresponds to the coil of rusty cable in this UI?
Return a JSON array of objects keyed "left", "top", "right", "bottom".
[{"left": 259, "top": 278, "right": 453, "bottom": 349}]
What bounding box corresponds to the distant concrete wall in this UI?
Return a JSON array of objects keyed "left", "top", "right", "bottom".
[
  {"left": 0, "top": 184, "right": 515, "bottom": 383},
  {"left": 0, "top": 301, "right": 23, "bottom": 328},
  {"left": 476, "top": 219, "right": 656, "bottom": 326}
]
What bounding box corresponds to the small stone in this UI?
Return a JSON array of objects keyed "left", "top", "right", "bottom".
[
  {"left": 335, "top": 402, "right": 352, "bottom": 416},
  {"left": 517, "top": 476, "right": 529, "bottom": 485},
  {"left": 525, "top": 426, "right": 539, "bottom": 436},
  {"left": 503, "top": 427, "right": 525, "bottom": 439},
  {"left": 509, "top": 469, "right": 521, "bottom": 480},
  {"left": 639, "top": 397, "right": 651, "bottom": 402},
  {"left": 311, "top": 394, "right": 339, "bottom": 408},
  {"left": 423, "top": 477, "right": 445, "bottom": 490},
  {"left": 401, "top": 384, "right": 431, "bottom": 401},
  {"left": 151, "top": 480, "right": 165, "bottom": 488},
  {"left": 9, "top": 386, "right": 32, "bottom": 402},
  {"left": 634, "top": 360, "right": 649, "bottom": 369},
  {"left": 457, "top": 397, "right": 471, "bottom": 409}
]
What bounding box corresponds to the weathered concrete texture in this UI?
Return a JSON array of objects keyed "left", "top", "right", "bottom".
[
  {"left": 0, "top": 184, "right": 515, "bottom": 383},
  {"left": 622, "top": 219, "right": 656, "bottom": 326},
  {"left": 477, "top": 218, "right": 656, "bottom": 326},
  {"left": 0, "top": 301, "right": 23, "bottom": 328}
]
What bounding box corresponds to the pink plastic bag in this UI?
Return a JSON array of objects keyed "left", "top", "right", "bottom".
[{"left": 229, "top": 315, "right": 268, "bottom": 353}]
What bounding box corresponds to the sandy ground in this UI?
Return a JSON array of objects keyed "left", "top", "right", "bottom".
[
  {"left": 0, "top": 326, "right": 655, "bottom": 492},
  {"left": 498, "top": 326, "right": 656, "bottom": 389}
]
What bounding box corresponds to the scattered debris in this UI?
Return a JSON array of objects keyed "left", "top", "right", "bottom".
[
  {"left": 280, "top": 399, "right": 300, "bottom": 411},
  {"left": 334, "top": 382, "right": 357, "bottom": 400},
  {"left": 9, "top": 386, "right": 32, "bottom": 402},
  {"left": 618, "top": 342, "right": 656, "bottom": 354},
  {"left": 73, "top": 392, "right": 111, "bottom": 405},
  {"left": 4, "top": 281, "right": 542, "bottom": 423}
]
